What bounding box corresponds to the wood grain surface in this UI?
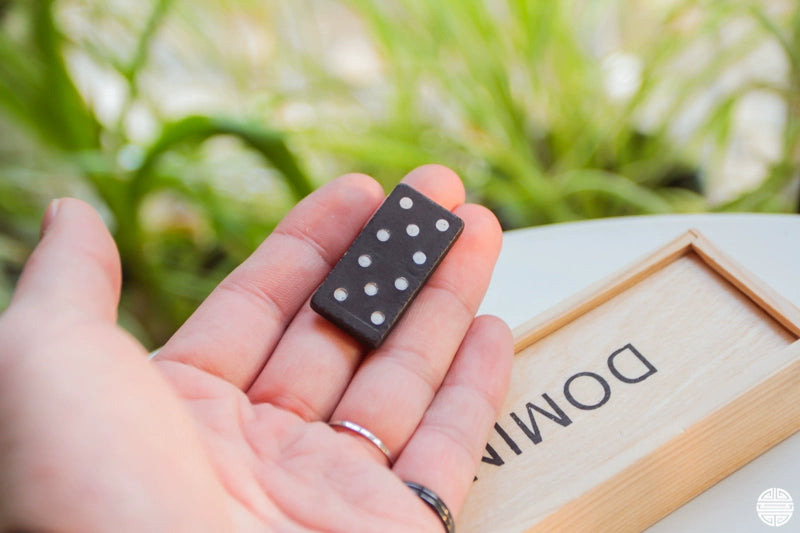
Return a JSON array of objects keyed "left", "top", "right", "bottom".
[{"left": 459, "top": 230, "right": 800, "bottom": 532}]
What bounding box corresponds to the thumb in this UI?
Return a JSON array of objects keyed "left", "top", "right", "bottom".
[{"left": 11, "top": 198, "right": 122, "bottom": 323}]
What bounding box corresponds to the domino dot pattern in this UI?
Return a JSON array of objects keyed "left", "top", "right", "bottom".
[
  {"left": 364, "top": 282, "right": 378, "bottom": 296},
  {"left": 336, "top": 205, "right": 432, "bottom": 300},
  {"left": 310, "top": 183, "right": 464, "bottom": 348}
]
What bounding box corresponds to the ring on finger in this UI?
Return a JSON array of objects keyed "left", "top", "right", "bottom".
[
  {"left": 329, "top": 420, "right": 394, "bottom": 464},
  {"left": 405, "top": 481, "right": 455, "bottom": 533}
]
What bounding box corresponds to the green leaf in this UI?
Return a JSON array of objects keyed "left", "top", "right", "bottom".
[
  {"left": 559, "top": 169, "right": 676, "bottom": 214},
  {"left": 132, "top": 115, "right": 314, "bottom": 202}
]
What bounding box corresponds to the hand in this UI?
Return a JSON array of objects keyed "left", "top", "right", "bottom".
[{"left": 0, "top": 165, "right": 513, "bottom": 532}]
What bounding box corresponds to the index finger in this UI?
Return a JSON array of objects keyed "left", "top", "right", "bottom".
[{"left": 155, "top": 173, "right": 385, "bottom": 388}]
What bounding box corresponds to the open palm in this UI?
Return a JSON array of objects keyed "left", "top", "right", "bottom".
[{"left": 0, "top": 165, "right": 512, "bottom": 532}]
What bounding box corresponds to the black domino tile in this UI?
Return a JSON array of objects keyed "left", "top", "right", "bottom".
[{"left": 310, "top": 183, "right": 464, "bottom": 349}]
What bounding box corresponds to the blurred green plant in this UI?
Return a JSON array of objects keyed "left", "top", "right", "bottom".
[
  {"left": 0, "top": 0, "right": 314, "bottom": 345},
  {"left": 294, "top": 0, "right": 799, "bottom": 227},
  {"left": 1, "top": 0, "right": 798, "bottom": 347}
]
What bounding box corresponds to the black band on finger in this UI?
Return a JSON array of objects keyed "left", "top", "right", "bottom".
[{"left": 405, "top": 481, "right": 455, "bottom": 533}]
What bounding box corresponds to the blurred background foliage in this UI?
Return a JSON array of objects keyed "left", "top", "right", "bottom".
[{"left": 0, "top": 0, "right": 798, "bottom": 348}]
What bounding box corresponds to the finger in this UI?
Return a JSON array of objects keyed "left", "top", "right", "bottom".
[
  {"left": 246, "top": 164, "right": 467, "bottom": 420},
  {"left": 328, "top": 202, "right": 503, "bottom": 462},
  {"left": 156, "top": 174, "right": 385, "bottom": 389},
  {"left": 401, "top": 164, "right": 466, "bottom": 209},
  {"left": 392, "top": 315, "right": 513, "bottom": 517},
  {"left": 0, "top": 201, "right": 232, "bottom": 530},
  {"left": 10, "top": 198, "right": 121, "bottom": 324}
]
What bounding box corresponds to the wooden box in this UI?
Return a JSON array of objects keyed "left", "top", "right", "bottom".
[{"left": 459, "top": 229, "right": 800, "bottom": 532}]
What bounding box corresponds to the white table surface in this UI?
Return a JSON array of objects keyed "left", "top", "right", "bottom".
[{"left": 477, "top": 213, "right": 800, "bottom": 533}]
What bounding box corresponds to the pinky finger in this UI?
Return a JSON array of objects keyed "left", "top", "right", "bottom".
[{"left": 391, "top": 315, "right": 513, "bottom": 520}]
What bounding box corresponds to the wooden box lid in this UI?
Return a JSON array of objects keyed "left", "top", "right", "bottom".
[{"left": 459, "top": 230, "right": 800, "bottom": 532}]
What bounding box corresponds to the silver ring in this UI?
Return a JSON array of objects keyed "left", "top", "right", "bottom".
[
  {"left": 405, "top": 481, "right": 455, "bottom": 533},
  {"left": 329, "top": 420, "right": 394, "bottom": 464}
]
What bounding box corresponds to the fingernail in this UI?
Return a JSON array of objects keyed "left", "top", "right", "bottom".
[{"left": 40, "top": 198, "right": 61, "bottom": 238}]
